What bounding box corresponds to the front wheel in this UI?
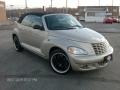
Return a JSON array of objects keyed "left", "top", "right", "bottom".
[{"left": 50, "top": 49, "right": 71, "bottom": 74}]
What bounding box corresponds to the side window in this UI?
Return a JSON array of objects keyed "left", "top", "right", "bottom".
[
  {"left": 30, "top": 15, "right": 43, "bottom": 27},
  {"left": 21, "top": 15, "right": 32, "bottom": 27}
]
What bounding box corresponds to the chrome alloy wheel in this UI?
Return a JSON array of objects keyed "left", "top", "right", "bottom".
[{"left": 50, "top": 52, "right": 70, "bottom": 74}]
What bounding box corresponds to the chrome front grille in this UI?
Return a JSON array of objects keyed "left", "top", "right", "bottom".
[{"left": 92, "top": 43, "right": 107, "bottom": 55}]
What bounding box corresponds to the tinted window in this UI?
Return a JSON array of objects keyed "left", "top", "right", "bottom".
[
  {"left": 45, "top": 14, "right": 83, "bottom": 30},
  {"left": 21, "top": 15, "right": 32, "bottom": 27},
  {"left": 30, "top": 15, "right": 42, "bottom": 27},
  {"left": 21, "top": 15, "right": 42, "bottom": 27}
]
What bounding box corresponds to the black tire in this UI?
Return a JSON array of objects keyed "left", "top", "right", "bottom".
[
  {"left": 13, "top": 35, "right": 23, "bottom": 52},
  {"left": 49, "top": 49, "right": 71, "bottom": 74}
]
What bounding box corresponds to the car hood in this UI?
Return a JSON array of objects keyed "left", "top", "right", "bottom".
[{"left": 48, "top": 28, "right": 106, "bottom": 43}]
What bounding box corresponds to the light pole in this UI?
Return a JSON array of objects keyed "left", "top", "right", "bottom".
[
  {"left": 10, "top": 5, "right": 14, "bottom": 19},
  {"left": 25, "top": 0, "right": 28, "bottom": 12},
  {"left": 99, "top": 0, "right": 100, "bottom": 6},
  {"left": 112, "top": 0, "right": 113, "bottom": 16},
  {"left": 112, "top": 0, "right": 113, "bottom": 6},
  {"left": 78, "top": 0, "right": 79, "bottom": 7},
  {"left": 51, "top": 0, "right": 53, "bottom": 8},
  {"left": 66, "top": 0, "right": 68, "bottom": 13}
]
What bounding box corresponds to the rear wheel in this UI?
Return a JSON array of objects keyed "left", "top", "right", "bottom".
[
  {"left": 50, "top": 49, "right": 71, "bottom": 74},
  {"left": 13, "top": 35, "right": 23, "bottom": 52}
]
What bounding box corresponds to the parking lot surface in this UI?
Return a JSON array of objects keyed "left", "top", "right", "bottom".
[{"left": 0, "top": 23, "right": 120, "bottom": 90}]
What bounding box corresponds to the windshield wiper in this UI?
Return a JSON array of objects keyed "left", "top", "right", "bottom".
[
  {"left": 52, "top": 26, "right": 75, "bottom": 30},
  {"left": 64, "top": 27, "right": 76, "bottom": 29},
  {"left": 71, "top": 25, "right": 83, "bottom": 28}
]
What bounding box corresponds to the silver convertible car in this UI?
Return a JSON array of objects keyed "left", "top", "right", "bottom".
[{"left": 12, "top": 13, "right": 113, "bottom": 74}]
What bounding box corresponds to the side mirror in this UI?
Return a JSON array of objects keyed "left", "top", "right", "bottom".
[{"left": 33, "top": 25, "right": 44, "bottom": 30}]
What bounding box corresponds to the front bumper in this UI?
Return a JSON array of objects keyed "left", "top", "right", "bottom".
[{"left": 68, "top": 47, "right": 113, "bottom": 71}]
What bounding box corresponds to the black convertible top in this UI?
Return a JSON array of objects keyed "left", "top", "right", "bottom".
[{"left": 17, "top": 12, "right": 55, "bottom": 23}]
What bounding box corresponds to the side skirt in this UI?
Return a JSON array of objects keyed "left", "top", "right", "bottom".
[{"left": 21, "top": 43, "right": 46, "bottom": 58}]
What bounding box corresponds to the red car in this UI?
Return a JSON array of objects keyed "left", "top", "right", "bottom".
[
  {"left": 103, "top": 17, "right": 113, "bottom": 24},
  {"left": 112, "top": 17, "right": 120, "bottom": 23}
]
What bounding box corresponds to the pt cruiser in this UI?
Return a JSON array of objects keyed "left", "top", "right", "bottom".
[{"left": 12, "top": 13, "right": 113, "bottom": 74}]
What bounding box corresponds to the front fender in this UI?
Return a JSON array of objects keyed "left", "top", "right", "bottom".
[{"left": 41, "top": 37, "right": 73, "bottom": 59}]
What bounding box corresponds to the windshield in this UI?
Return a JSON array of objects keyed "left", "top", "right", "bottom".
[{"left": 45, "top": 14, "right": 83, "bottom": 30}]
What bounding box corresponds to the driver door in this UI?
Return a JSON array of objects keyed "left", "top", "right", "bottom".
[{"left": 27, "top": 15, "right": 47, "bottom": 52}]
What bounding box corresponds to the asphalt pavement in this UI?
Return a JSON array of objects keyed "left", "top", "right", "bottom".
[
  {"left": 0, "top": 23, "right": 120, "bottom": 90},
  {"left": 81, "top": 22, "right": 120, "bottom": 33}
]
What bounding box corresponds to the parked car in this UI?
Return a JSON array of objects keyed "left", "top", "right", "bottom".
[
  {"left": 111, "top": 17, "right": 120, "bottom": 23},
  {"left": 79, "top": 16, "right": 85, "bottom": 21},
  {"left": 12, "top": 13, "right": 113, "bottom": 74},
  {"left": 103, "top": 17, "right": 113, "bottom": 24},
  {"left": 9, "top": 17, "right": 19, "bottom": 21}
]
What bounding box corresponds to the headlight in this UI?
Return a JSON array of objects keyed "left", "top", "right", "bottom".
[
  {"left": 105, "top": 39, "right": 110, "bottom": 46},
  {"left": 67, "top": 47, "right": 88, "bottom": 55}
]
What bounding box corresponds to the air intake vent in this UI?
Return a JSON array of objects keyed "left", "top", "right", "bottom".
[{"left": 92, "top": 43, "right": 107, "bottom": 55}]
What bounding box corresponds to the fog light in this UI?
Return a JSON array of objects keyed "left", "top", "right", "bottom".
[
  {"left": 106, "top": 55, "right": 112, "bottom": 61},
  {"left": 80, "top": 65, "right": 89, "bottom": 69}
]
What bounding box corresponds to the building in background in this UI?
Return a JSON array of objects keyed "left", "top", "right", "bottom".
[
  {"left": 0, "top": 1, "right": 6, "bottom": 22},
  {"left": 6, "top": 7, "right": 78, "bottom": 18},
  {"left": 5, "top": 5, "right": 120, "bottom": 22},
  {"left": 78, "top": 6, "right": 119, "bottom": 22}
]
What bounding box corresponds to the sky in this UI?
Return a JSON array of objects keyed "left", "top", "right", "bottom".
[{"left": 1, "top": 0, "right": 120, "bottom": 9}]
